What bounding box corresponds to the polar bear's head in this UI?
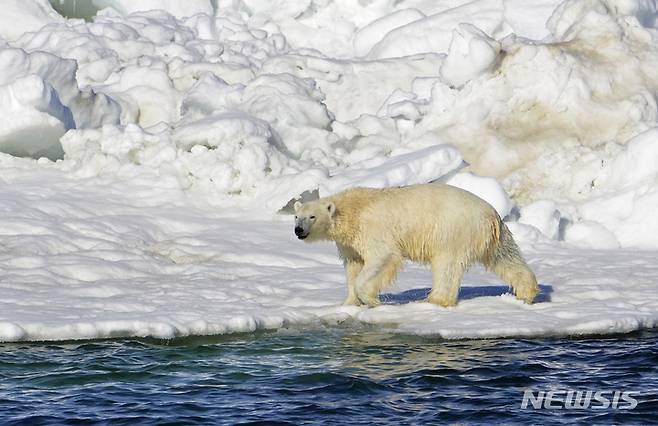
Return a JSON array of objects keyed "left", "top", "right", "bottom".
[{"left": 293, "top": 200, "right": 336, "bottom": 241}]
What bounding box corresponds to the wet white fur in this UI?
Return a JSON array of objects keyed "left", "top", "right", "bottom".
[{"left": 294, "top": 183, "right": 538, "bottom": 307}]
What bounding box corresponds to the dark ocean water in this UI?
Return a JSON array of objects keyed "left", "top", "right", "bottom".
[{"left": 1, "top": 326, "right": 657, "bottom": 425}]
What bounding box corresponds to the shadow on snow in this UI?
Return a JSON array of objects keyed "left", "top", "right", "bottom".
[{"left": 381, "top": 284, "right": 553, "bottom": 305}]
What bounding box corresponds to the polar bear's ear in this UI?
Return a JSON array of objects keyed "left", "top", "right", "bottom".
[
  {"left": 294, "top": 201, "right": 302, "bottom": 213},
  {"left": 327, "top": 202, "right": 336, "bottom": 217}
]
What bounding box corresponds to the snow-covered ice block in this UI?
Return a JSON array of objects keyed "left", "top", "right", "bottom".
[
  {"left": 173, "top": 112, "right": 273, "bottom": 151},
  {"left": 0, "top": 75, "right": 71, "bottom": 159},
  {"left": 571, "top": 128, "right": 658, "bottom": 248},
  {"left": 503, "top": 0, "right": 562, "bottom": 40},
  {"left": 598, "top": 127, "right": 658, "bottom": 190},
  {"left": 321, "top": 144, "right": 464, "bottom": 196},
  {"left": 354, "top": 8, "right": 426, "bottom": 57},
  {"left": 261, "top": 53, "right": 444, "bottom": 122},
  {"left": 103, "top": 64, "right": 180, "bottom": 128},
  {"left": 445, "top": 172, "right": 513, "bottom": 219},
  {"left": 0, "top": 48, "right": 120, "bottom": 128},
  {"left": 547, "top": 0, "right": 658, "bottom": 41},
  {"left": 439, "top": 23, "right": 501, "bottom": 88},
  {"left": 0, "top": 48, "right": 120, "bottom": 159},
  {"left": 518, "top": 200, "right": 562, "bottom": 240},
  {"left": 412, "top": 0, "right": 658, "bottom": 200},
  {"left": 180, "top": 73, "right": 241, "bottom": 117},
  {"left": 0, "top": 48, "right": 113, "bottom": 159},
  {"left": 93, "top": 0, "right": 213, "bottom": 20},
  {"left": 0, "top": 0, "right": 63, "bottom": 42},
  {"left": 576, "top": 185, "right": 658, "bottom": 249},
  {"left": 0, "top": 322, "right": 26, "bottom": 341},
  {"left": 367, "top": 0, "right": 505, "bottom": 59},
  {"left": 563, "top": 220, "right": 620, "bottom": 249}
]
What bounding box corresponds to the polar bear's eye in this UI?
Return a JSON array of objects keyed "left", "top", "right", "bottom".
[{"left": 310, "top": 215, "right": 316, "bottom": 220}]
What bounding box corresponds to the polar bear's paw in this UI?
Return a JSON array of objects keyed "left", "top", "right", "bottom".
[
  {"left": 427, "top": 294, "right": 458, "bottom": 308},
  {"left": 342, "top": 295, "right": 363, "bottom": 306},
  {"left": 514, "top": 285, "right": 539, "bottom": 304},
  {"left": 356, "top": 293, "right": 381, "bottom": 308}
]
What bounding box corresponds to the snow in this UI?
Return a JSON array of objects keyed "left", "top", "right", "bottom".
[
  {"left": 321, "top": 145, "right": 464, "bottom": 197},
  {"left": 0, "top": 73, "right": 69, "bottom": 159},
  {"left": 93, "top": 0, "right": 214, "bottom": 20},
  {"left": 562, "top": 221, "right": 621, "bottom": 250},
  {"left": 439, "top": 23, "right": 501, "bottom": 88},
  {"left": 0, "top": 157, "right": 654, "bottom": 341},
  {"left": 1, "top": 157, "right": 657, "bottom": 342},
  {"left": 444, "top": 172, "right": 513, "bottom": 218},
  {"left": 0, "top": 0, "right": 63, "bottom": 42},
  {"left": 353, "top": 8, "right": 426, "bottom": 58},
  {"left": 0, "top": 48, "right": 120, "bottom": 160},
  {"left": 366, "top": 1, "right": 506, "bottom": 60},
  {"left": 518, "top": 200, "right": 562, "bottom": 240},
  {"left": 0, "top": 0, "right": 657, "bottom": 341}
]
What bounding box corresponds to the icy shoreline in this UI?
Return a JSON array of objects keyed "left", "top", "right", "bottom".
[
  {"left": 0, "top": 0, "right": 657, "bottom": 341},
  {"left": 1, "top": 157, "right": 656, "bottom": 342}
]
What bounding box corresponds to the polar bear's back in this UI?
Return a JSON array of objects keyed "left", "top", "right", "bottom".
[
  {"left": 351, "top": 183, "right": 499, "bottom": 225},
  {"left": 335, "top": 183, "right": 501, "bottom": 264}
]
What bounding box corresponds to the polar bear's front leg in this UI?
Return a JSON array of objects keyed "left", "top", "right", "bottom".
[
  {"left": 343, "top": 260, "right": 363, "bottom": 306},
  {"left": 354, "top": 255, "right": 401, "bottom": 307}
]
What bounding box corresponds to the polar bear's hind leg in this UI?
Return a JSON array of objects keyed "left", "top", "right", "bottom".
[
  {"left": 428, "top": 254, "right": 467, "bottom": 307},
  {"left": 489, "top": 223, "right": 539, "bottom": 304}
]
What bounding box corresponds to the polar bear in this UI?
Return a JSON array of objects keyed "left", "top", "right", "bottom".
[{"left": 293, "top": 183, "right": 538, "bottom": 307}]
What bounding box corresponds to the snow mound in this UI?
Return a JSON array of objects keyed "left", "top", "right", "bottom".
[
  {"left": 261, "top": 53, "right": 443, "bottom": 122},
  {"left": 8, "top": 0, "right": 655, "bottom": 217},
  {"left": 0, "top": 0, "right": 63, "bottom": 42},
  {"left": 444, "top": 172, "right": 513, "bottom": 218},
  {"left": 353, "top": 8, "right": 426, "bottom": 58},
  {"left": 93, "top": 0, "right": 214, "bottom": 20},
  {"left": 402, "top": 0, "right": 658, "bottom": 208},
  {"left": 322, "top": 144, "right": 464, "bottom": 196},
  {"left": 0, "top": 48, "right": 119, "bottom": 159},
  {"left": 571, "top": 128, "right": 658, "bottom": 248},
  {"left": 439, "top": 24, "right": 501, "bottom": 88}
]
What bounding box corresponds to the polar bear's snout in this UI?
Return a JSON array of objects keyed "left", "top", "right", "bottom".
[
  {"left": 294, "top": 216, "right": 310, "bottom": 239},
  {"left": 293, "top": 200, "right": 333, "bottom": 241},
  {"left": 294, "top": 225, "right": 308, "bottom": 239}
]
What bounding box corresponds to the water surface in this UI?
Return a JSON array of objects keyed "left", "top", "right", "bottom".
[{"left": 1, "top": 327, "right": 657, "bottom": 425}]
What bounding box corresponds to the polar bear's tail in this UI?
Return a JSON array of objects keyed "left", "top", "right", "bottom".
[{"left": 488, "top": 222, "right": 539, "bottom": 304}]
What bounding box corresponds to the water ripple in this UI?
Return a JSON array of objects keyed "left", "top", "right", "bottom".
[{"left": 1, "top": 329, "right": 657, "bottom": 424}]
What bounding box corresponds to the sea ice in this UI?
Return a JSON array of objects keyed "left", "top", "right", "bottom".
[
  {"left": 0, "top": 0, "right": 656, "bottom": 341},
  {"left": 0, "top": 158, "right": 655, "bottom": 342}
]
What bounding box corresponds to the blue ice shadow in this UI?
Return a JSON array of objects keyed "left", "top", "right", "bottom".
[{"left": 380, "top": 284, "right": 553, "bottom": 305}]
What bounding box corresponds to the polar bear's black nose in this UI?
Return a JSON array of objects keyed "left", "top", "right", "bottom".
[{"left": 294, "top": 226, "right": 304, "bottom": 236}]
